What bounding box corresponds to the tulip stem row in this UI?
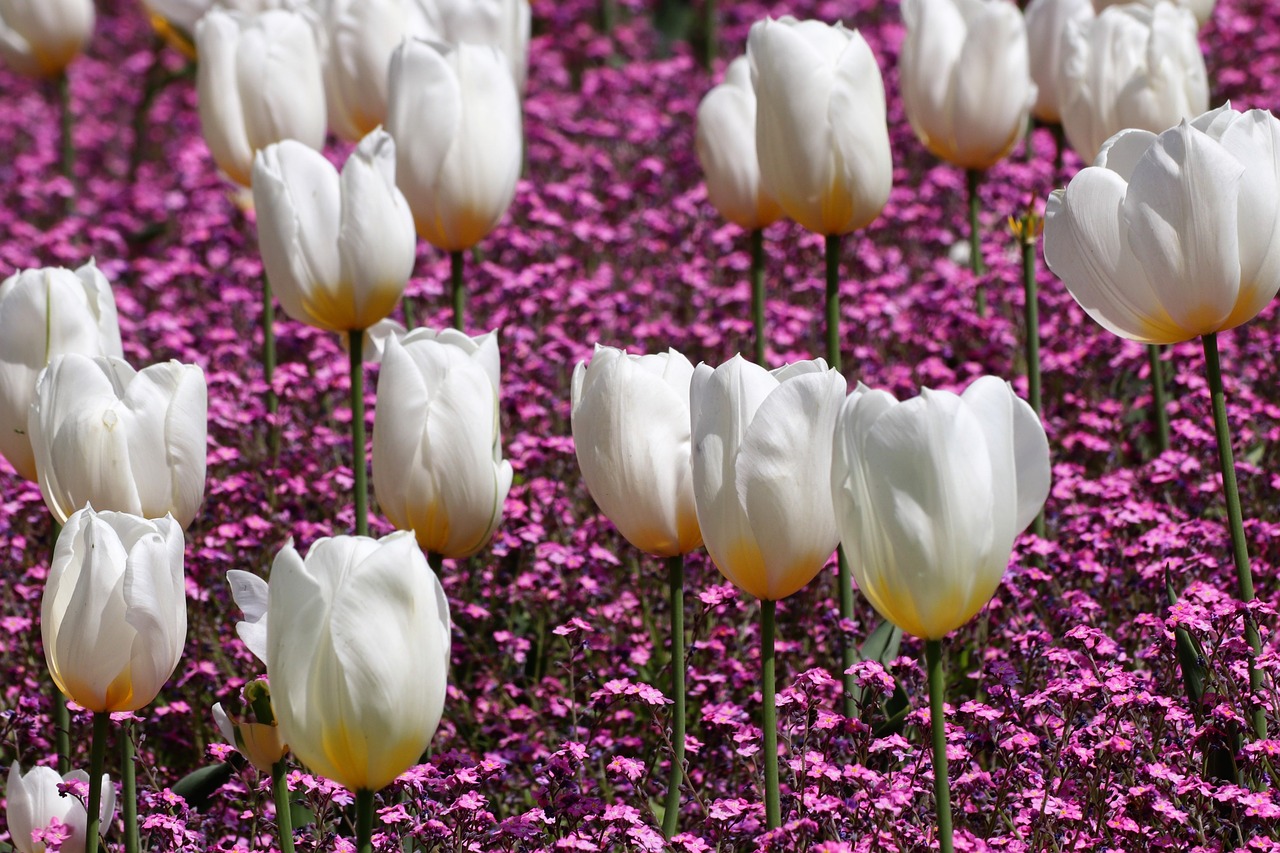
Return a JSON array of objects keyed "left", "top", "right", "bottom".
[
  {"left": 355, "top": 788, "right": 375, "bottom": 853},
  {"left": 451, "top": 251, "right": 466, "bottom": 332},
  {"left": 926, "top": 639, "right": 955, "bottom": 853},
  {"left": 1202, "top": 332, "right": 1266, "bottom": 739},
  {"left": 662, "top": 553, "right": 686, "bottom": 838},
  {"left": 760, "top": 598, "right": 780, "bottom": 830},
  {"left": 750, "top": 228, "right": 766, "bottom": 366},
  {"left": 123, "top": 724, "right": 139, "bottom": 853},
  {"left": 1147, "top": 344, "right": 1171, "bottom": 455},
  {"left": 262, "top": 274, "right": 279, "bottom": 460},
  {"left": 966, "top": 169, "right": 986, "bottom": 319},
  {"left": 349, "top": 329, "right": 368, "bottom": 538},
  {"left": 1017, "top": 218, "right": 1047, "bottom": 542},
  {"left": 838, "top": 548, "right": 857, "bottom": 719},
  {"left": 272, "top": 759, "right": 296, "bottom": 853},
  {"left": 58, "top": 71, "right": 75, "bottom": 210},
  {"left": 85, "top": 712, "right": 109, "bottom": 853}
]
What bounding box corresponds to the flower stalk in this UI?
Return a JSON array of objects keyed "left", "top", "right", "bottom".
[
  {"left": 50, "top": 518, "right": 71, "bottom": 776},
  {"left": 926, "top": 639, "right": 954, "bottom": 853},
  {"left": 967, "top": 168, "right": 986, "bottom": 318},
  {"left": 1011, "top": 209, "right": 1047, "bottom": 541},
  {"left": 663, "top": 553, "right": 687, "bottom": 838},
  {"left": 262, "top": 274, "right": 279, "bottom": 460},
  {"left": 58, "top": 71, "right": 75, "bottom": 209},
  {"left": 84, "top": 712, "right": 110, "bottom": 853},
  {"left": 1148, "top": 344, "right": 1170, "bottom": 455},
  {"left": 451, "top": 250, "right": 466, "bottom": 332},
  {"left": 349, "top": 329, "right": 368, "bottom": 537},
  {"left": 356, "top": 788, "right": 375, "bottom": 853},
  {"left": 761, "top": 598, "right": 780, "bottom": 830},
  {"left": 750, "top": 228, "right": 766, "bottom": 366},
  {"left": 123, "top": 724, "right": 138, "bottom": 853}
]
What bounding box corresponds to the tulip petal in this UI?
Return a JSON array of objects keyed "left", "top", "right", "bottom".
[
  {"left": 948, "top": 1, "right": 1032, "bottom": 168},
  {"left": 1218, "top": 110, "right": 1280, "bottom": 327},
  {"left": 828, "top": 32, "right": 892, "bottom": 231}
]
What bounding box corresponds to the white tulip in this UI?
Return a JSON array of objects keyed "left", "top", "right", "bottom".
[
  {"left": 571, "top": 345, "right": 701, "bottom": 558},
  {"left": 832, "top": 377, "right": 1051, "bottom": 640},
  {"left": 6, "top": 762, "right": 114, "bottom": 853},
  {"left": 227, "top": 568, "right": 269, "bottom": 664},
  {"left": 253, "top": 129, "right": 416, "bottom": 333},
  {"left": 195, "top": 7, "right": 326, "bottom": 187},
  {"left": 29, "top": 355, "right": 207, "bottom": 528},
  {"left": 1093, "top": 0, "right": 1214, "bottom": 27},
  {"left": 748, "top": 17, "right": 891, "bottom": 236},
  {"left": 690, "top": 355, "right": 845, "bottom": 601},
  {"left": 1059, "top": 2, "right": 1207, "bottom": 162},
  {"left": 386, "top": 38, "right": 523, "bottom": 252},
  {"left": 266, "top": 532, "right": 450, "bottom": 792},
  {"left": 372, "top": 327, "right": 512, "bottom": 558},
  {"left": 695, "top": 56, "right": 781, "bottom": 231},
  {"left": 1023, "top": 0, "right": 1095, "bottom": 124},
  {"left": 411, "top": 0, "right": 531, "bottom": 92},
  {"left": 0, "top": 0, "right": 93, "bottom": 78},
  {"left": 900, "top": 0, "right": 1035, "bottom": 171},
  {"left": 42, "top": 507, "right": 187, "bottom": 713},
  {"left": 0, "top": 262, "right": 122, "bottom": 482}
]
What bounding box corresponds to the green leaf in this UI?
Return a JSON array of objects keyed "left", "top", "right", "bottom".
[{"left": 170, "top": 761, "right": 237, "bottom": 811}]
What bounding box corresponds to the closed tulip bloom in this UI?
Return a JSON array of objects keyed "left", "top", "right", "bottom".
[
  {"left": 253, "top": 129, "right": 416, "bottom": 333},
  {"left": 1044, "top": 105, "right": 1280, "bottom": 345},
  {"left": 213, "top": 701, "right": 288, "bottom": 773},
  {"left": 0, "top": 262, "right": 122, "bottom": 482},
  {"left": 386, "top": 38, "right": 522, "bottom": 252},
  {"left": 690, "top": 355, "right": 845, "bottom": 601},
  {"left": 42, "top": 507, "right": 187, "bottom": 713},
  {"left": 1058, "top": 3, "right": 1207, "bottom": 162},
  {"left": 1024, "top": 0, "right": 1095, "bottom": 124},
  {"left": 901, "top": 0, "right": 1035, "bottom": 171},
  {"left": 571, "top": 345, "right": 701, "bottom": 558},
  {"left": 372, "top": 328, "right": 512, "bottom": 558},
  {"left": 695, "top": 56, "right": 781, "bottom": 231},
  {"left": 195, "top": 7, "right": 326, "bottom": 187},
  {"left": 833, "top": 377, "right": 1051, "bottom": 640},
  {"left": 6, "top": 762, "right": 115, "bottom": 853},
  {"left": 412, "top": 0, "right": 531, "bottom": 92},
  {"left": 266, "top": 533, "right": 450, "bottom": 793},
  {"left": 0, "top": 0, "right": 93, "bottom": 78},
  {"left": 1093, "top": 0, "right": 1213, "bottom": 27},
  {"left": 29, "top": 354, "right": 207, "bottom": 528},
  {"left": 140, "top": 0, "right": 287, "bottom": 39},
  {"left": 748, "top": 17, "right": 891, "bottom": 236}
]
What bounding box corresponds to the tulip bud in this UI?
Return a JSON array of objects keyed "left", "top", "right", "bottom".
[
  {"left": 833, "top": 377, "right": 1050, "bottom": 640},
  {"left": 0, "top": 0, "right": 93, "bottom": 78},
  {"left": 900, "top": 0, "right": 1036, "bottom": 171},
  {"left": 1093, "top": 0, "right": 1214, "bottom": 27},
  {"left": 412, "top": 0, "right": 532, "bottom": 92},
  {"left": 385, "top": 38, "right": 522, "bottom": 252},
  {"left": 748, "top": 17, "right": 891, "bottom": 236},
  {"left": 1023, "top": 0, "right": 1095, "bottom": 125},
  {"left": 1044, "top": 105, "right": 1280, "bottom": 345},
  {"left": 266, "top": 532, "right": 450, "bottom": 793},
  {"left": 42, "top": 507, "right": 187, "bottom": 713},
  {"left": 695, "top": 56, "right": 782, "bottom": 231},
  {"left": 252, "top": 129, "right": 416, "bottom": 333},
  {"left": 571, "top": 345, "right": 702, "bottom": 558},
  {"left": 195, "top": 7, "right": 326, "bottom": 188},
  {"left": 1059, "top": 2, "right": 1207, "bottom": 162},
  {"left": 690, "top": 355, "right": 845, "bottom": 601},
  {"left": 0, "top": 262, "right": 122, "bottom": 482},
  {"left": 372, "top": 328, "right": 512, "bottom": 558},
  {"left": 29, "top": 354, "right": 208, "bottom": 528},
  {"left": 212, "top": 679, "right": 288, "bottom": 773},
  {"left": 6, "top": 762, "right": 115, "bottom": 853}
]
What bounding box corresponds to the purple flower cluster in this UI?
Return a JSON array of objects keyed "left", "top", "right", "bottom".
[{"left": 2, "top": 0, "right": 1280, "bottom": 848}]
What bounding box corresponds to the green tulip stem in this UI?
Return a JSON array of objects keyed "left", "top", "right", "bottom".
[
  {"left": 272, "top": 759, "right": 295, "bottom": 853},
  {"left": 926, "top": 639, "right": 955, "bottom": 853},
  {"left": 1016, "top": 217, "right": 1047, "bottom": 542},
  {"left": 123, "top": 723, "right": 139, "bottom": 853},
  {"left": 84, "top": 712, "right": 110, "bottom": 853},
  {"left": 599, "top": 0, "right": 616, "bottom": 34},
  {"left": 750, "top": 228, "right": 767, "bottom": 366},
  {"left": 662, "top": 553, "right": 687, "bottom": 838},
  {"left": 761, "top": 598, "right": 780, "bottom": 830},
  {"left": 402, "top": 293, "right": 416, "bottom": 330},
  {"left": 1203, "top": 332, "right": 1266, "bottom": 739},
  {"left": 262, "top": 273, "right": 279, "bottom": 461},
  {"left": 49, "top": 518, "right": 71, "bottom": 775},
  {"left": 451, "top": 250, "right": 466, "bottom": 332},
  {"left": 703, "top": 0, "right": 717, "bottom": 72},
  {"left": 838, "top": 547, "right": 857, "bottom": 719},
  {"left": 428, "top": 551, "right": 444, "bottom": 577},
  {"left": 355, "top": 788, "right": 375, "bottom": 853},
  {"left": 1051, "top": 122, "right": 1066, "bottom": 178},
  {"left": 824, "top": 233, "right": 842, "bottom": 373},
  {"left": 967, "top": 168, "right": 987, "bottom": 318},
  {"left": 349, "top": 329, "right": 368, "bottom": 538},
  {"left": 58, "top": 71, "right": 75, "bottom": 208},
  {"left": 1147, "top": 344, "right": 1170, "bottom": 455}
]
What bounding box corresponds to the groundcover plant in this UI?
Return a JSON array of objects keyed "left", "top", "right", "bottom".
[{"left": 1, "top": 0, "right": 1280, "bottom": 850}]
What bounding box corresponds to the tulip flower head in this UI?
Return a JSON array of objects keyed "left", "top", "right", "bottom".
[
  {"left": 900, "top": 0, "right": 1035, "bottom": 171},
  {"left": 0, "top": 0, "right": 94, "bottom": 78},
  {"left": 42, "top": 507, "right": 187, "bottom": 713},
  {"left": 385, "top": 38, "right": 522, "bottom": 252},
  {"left": 372, "top": 327, "right": 512, "bottom": 558},
  {"left": 412, "top": 0, "right": 531, "bottom": 92},
  {"left": 1044, "top": 105, "right": 1280, "bottom": 345},
  {"left": 253, "top": 129, "right": 417, "bottom": 333},
  {"left": 690, "top": 355, "right": 845, "bottom": 601},
  {"left": 212, "top": 679, "right": 288, "bottom": 773},
  {"left": 266, "top": 532, "right": 451, "bottom": 793},
  {"left": 747, "top": 17, "right": 891, "bottom": 236},
  {"left": 1023, "top": 0, "right": 1095, "bottom": 125},
  {"left": 1058, "top": 2, "right": 1207, "bottom": 162},
  {"left": 571, "top": 345, "right": 702, "bottom": 557},
  {"left": 0, "top": 262, "right": 122, "bottom": 482},
  {"left": 832, "top": 377, "right": 1051, "bottom": 640},
  {"left": 1093, "top": 0, "right": 1214, "bottom": 27},
  {"left": 195, "top": 7, "right": 326, "bottom": 187},
  {"left": 29, "top": 354, "right": 207, "bottom": 528},
  {"left": 6, "top": 762, "right": 115, "bottom": 853}
]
